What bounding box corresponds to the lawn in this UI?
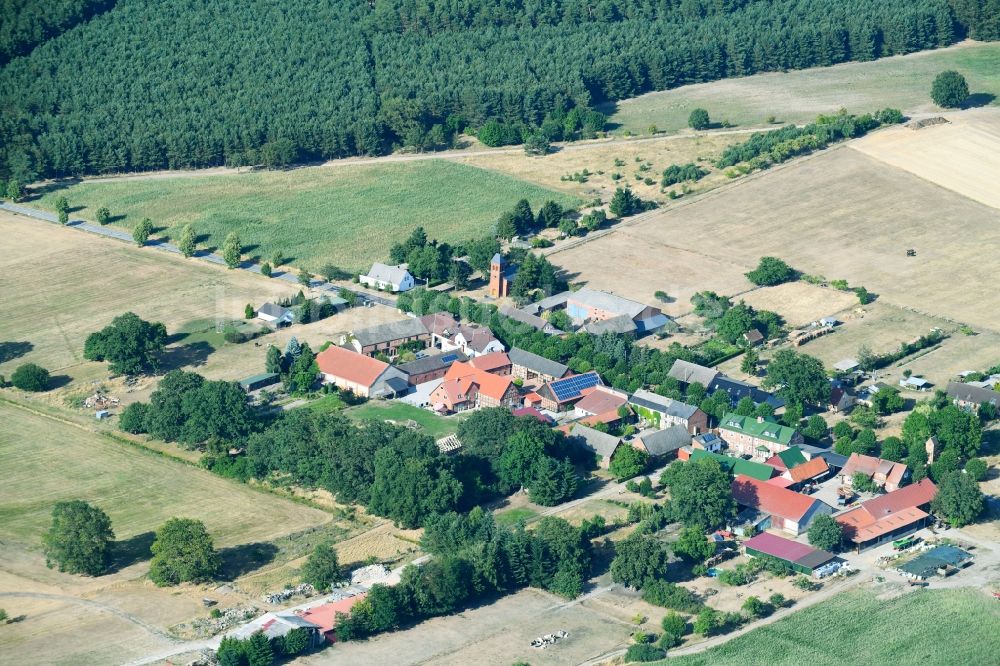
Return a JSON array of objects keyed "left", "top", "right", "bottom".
[
  {"left": 494, "top": 507, "right": 539, "bottom": 526},
  {"left": 304, "top": 392, "right": 348, "bottom": 414},
  {"left": 607, "top": 41, "right": 1000, "bottom": 134},
  {"left": 344, "top": 402, "right": 465, "bottom": 439},
  {"left": 0, "top": 402, "right": 329, "bottom": 547},
  {"left": 659, "top": 588, "right": 1000, "bottom": 666},
  {"left": 32, "top": 160, "right": 578, "bottom": 273}
]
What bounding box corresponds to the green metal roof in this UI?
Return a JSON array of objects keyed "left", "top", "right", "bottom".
[
  {"left": 238, "top": 372, "right": 280, "bottom": 387},
  {"left": 690, "top": 448, "right": 774, "bottom": 481},
  {"left": 719, "top": 413, "right": 799, "bottom": 445},
  {"left": 777, "top": 446, "right": 807, "bottom": 469}
]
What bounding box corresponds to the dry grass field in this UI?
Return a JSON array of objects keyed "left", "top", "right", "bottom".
[
  {"left": 850, "top": 107, "right": 1000, "bottom": 211},
  {"left": 738, "top": 283, "right": 861, "bottom": 328},
  {"left": 0, "top": 212, "right": 298, "bottom": 376},
  {"left": 549, "top": 137, "right": 1000, "bottom": 331}
]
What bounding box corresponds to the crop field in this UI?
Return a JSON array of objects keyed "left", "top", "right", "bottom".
[
  {"left": 607, "top": 41, "right": 1000, "bottom": 135},
  {"left": 660, "top": 588, "right": 1000, "bottom": 666},
  {"left": 0, "top": 212, "right": 298, "bottom": 376},
  {"left": 850, "top": 106, "right": 1000, "bottom": 211},
  {"left": 549, "top": 140, "right": 1000, "bottom": 331},
  {"left": 31, "top": 160, "right": 578, "bottom": 272}
]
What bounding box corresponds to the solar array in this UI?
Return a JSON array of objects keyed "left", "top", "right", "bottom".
[
  {"left": 441, "top": 353, "right": 459, "bottom": 363},
  {"left": 550, "top": 372, "right": 600, "bottom": 401}
]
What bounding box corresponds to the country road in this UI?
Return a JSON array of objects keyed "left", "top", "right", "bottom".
[{"left": 0, "top": 201, "right": 396, "bottom": 308}]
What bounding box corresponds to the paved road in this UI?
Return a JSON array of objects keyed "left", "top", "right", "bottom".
[{"left": 0, "top": 201, "right": 396, "bottom": 308}]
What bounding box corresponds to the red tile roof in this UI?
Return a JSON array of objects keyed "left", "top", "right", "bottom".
[
  {"left": 743, "top": 532, "right": 816, "bottom": 562},
  {"left": 469, "top": 351, "right": 510, "bottom": 372},
  {"left": 859, "top": 478, "right": 937, "bottom": 519},
  {"left": 835, "top": 478, "right": 937, "bottom": 543},
  {"left": 297, "top": 594, "right": 367, "bottom": 639},
  {"left": 574, "top": 388, "right": 628, "bottom": 416},
  {"left": 840, "top": 453, "right": 907, "bottom": 486},
  {"left": 732, "top": 475, "right": 822, "bottom": 522},
  {"left": 766, "top": 476, "right": 796, "bottom": 488},
  {"left": 786, "top": 456, "right": 829, "bottom": 483},
  {"left": 512, "top": 407, "right": 552, "bottom": 423},
  {"left": 443, "top": 361, "right": 513, "bottom": 402},
  {"left": 316, "top": 346, "right": 389, "bottom": 388}
]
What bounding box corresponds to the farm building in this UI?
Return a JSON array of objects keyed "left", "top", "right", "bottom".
[
  {"left": 667, "top": 360, "right": 783, "bottom": 408},
  {"left": 742, "top": 532, "right": 838, "bottom": 576},
  {"left": 238, "top": 372, "right": 280, "bottom": 393},
  {"left": 668, "top": 359, "right": 719, "bottom": 387},
  {"left": 573, "top": 387, "right": 629, "bottom": 421},
  {"left": 946, "top": 381, "right": 1000, "bottom": 411},
  {"left": 685, "top": 449, "right": 775, "bottom": 481},
  {"left": 316, "top": 345, "right": 409, "bottom": 398},
  {"left": 428, "top": 361, "right": 518, "bottom": 413},
  {"left": 731, "top": 474, "right": 834, "bottom": 536},
  {"left": 359, "top": 263, "right": 415, "bottom": 292},
  {"left": 836, "top": 478, "right": 937, "bottom": 552},
  {"left": 896, "top": 545, "right": 973, "bottom": 580},
  {"left": 467, "top": 351, "right": 511, "bottom": 375},
  {"left": 829, "top": 386, "right": 856, "bottom": 412},
  {"left": 346, "top": 318, "right": 430, "bottom": 358},
  {"left": 764, "top": 446, "right": 831, "bottom": 487},
  {"left": 718, "top": 413, "right": 804, "bottom": 459},
  {"left": 567, "top": 424, "right": 621, "bottom": 467},
  {"left": 256, "top": 302, "right": 294, "bottom": 326},
  {"left": 565, "top": 288, "right": 670, "bottom": 333},
  {"left": 420, "top": 312, "right": 505, "bottom": 358},
  {"left": 899, "top": 376, "right": 931, "bottom": 391},
  {"left": 297, "top": 593, "right": 368, "bottom": 643},
  {"left": 229, "top": 612, "right": 323, "bottom": 647},
  {"left": 743, "top": 329, "right": 764, "bottom": 346},
  {"left": 498, "top": 306, "right": 560, "bottom": 334},
  {"left": 535, "top": 371, "right": 603, "bottom": 412},
  {"left": 395, "top": 351, "right": 468, "bottom": 385},
  {"left": 633, "top": 425, "right": 691, "bottom": 459},
  {"left": 507, "top": 347, "right": 569, "bottom": 385},
  {"left": 839, "top": 453, "right": 908, "bottom": 492},
  {"left": 628, "top": 389, "right": 708, "bottom": 434}
]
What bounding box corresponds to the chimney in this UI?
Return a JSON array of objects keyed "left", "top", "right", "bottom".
[{"left": 757, "top": 415, "right": 765, "bottom": 423}]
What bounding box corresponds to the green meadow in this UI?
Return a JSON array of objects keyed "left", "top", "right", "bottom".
[{"left": 35, "top": 160, "right": 577, "bottom": 272}]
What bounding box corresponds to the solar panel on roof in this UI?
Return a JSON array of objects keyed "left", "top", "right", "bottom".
[
  {"left": 551, "top": 373, "right": 599, "bottom": 401},
  {"left": 441, "top": 353, "right": 458, "bottom": 363}
]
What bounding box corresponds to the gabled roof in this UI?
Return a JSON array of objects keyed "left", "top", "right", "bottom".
[
  {"left": 538, "top": 371, "right": 602, "bottom": 404},
  {"left": 499, "top": 306, "right": 559, "bottom": 334},
  {"left": 840, "top": 453, "right": 908, "bottom": 485},
  {"left": 860, "top": 478, "right": 937, "bottom": 518},
  {"left": 396, "top": 351, "right": 468, "bottom": 377},
  {"left": 442, "top": 361, "right": 513, "bottom": 402},
  {"left": 257, "top": 302, "right": 291, "bottom": 318},
  {"left": 468, "top": 351, "right": 510, "bottom": 372},
  {"left": 785, "top": 456, "right": 829, "bottom": 483},
  {"left": 709, "top": 376, "right": 785, "bottom": 408},
  {"left": 569, "top": 424, "right": 621, "bottom": 458},
  {"left": 507, "top": 347, "right": 569, "bottom": 378},
  {"left": 719, "top": 413, "right": 799, "bottom": 445},
  {"left": 352, "top": 318, "right": 428, "bottom": 347},
  {"left": 524, "top": 291, "right": 571, "bottom": 313},
  {"left": 834, "top": 478, "right": 937, "bottom": 543},
  {"left": 946, "top": 381, "right": 1000, "bottom": 406},
  {"left": 419, "top": 312, "right": 459, "bottom": 337},
  {"left": 636, "top": 425, "right": 692, "bottom": 456},
  {"left": 668, "top": 359, "right": 719, "bottom": 387},
  {"left": 776, "top": 446, "right": 808, "bottom": 469},
  {"left": 690, "top": 449, "right": 775, "bottom": 481},
  {"left": 512, "top": 407, "right": 553, "bottom": 424},
  {"left": 574, "top": 387, "right": 628, "bottom": 416},
  {"left": 732, "top": 475, "right": 828, "bottom": 522},
  {"left": 568, "top": 287, "right": 649, "bottom": 318},
  {"left": 364, "top": 263, "right": 411, "bottom": 284},
  {"left": 629, "top": 389, "right": 700, "bottom": 420},
  {"left": 743, "top": 532, "right": 834, "bottom": 568},
  {"left": 298, "top": 594, "right": 367, "bottom": 635},
  {"left": 833, "top": 358, "right": 859, "bottom": 372},
  {"left": 583, "top": 314, "right": 638, "bottom": 335},
  {"left": 317, "top": 346, "right": 390, "bottom": 387},
  {"left": 455, "top": 324, "right": 501, "bottom": 353}
]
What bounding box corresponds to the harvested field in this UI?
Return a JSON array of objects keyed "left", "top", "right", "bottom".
[
  {"left": 0, "top": 403, "right": 329, "bottom": 546},
  {"left": 549, "top": 146, "right": 1000, "bottom": 330},
  {"left": 660, "top": 588, "right": 1000, "bottom": 666},
  {"left": 30, "top": 160, "right": 576, "bottom": 272},
  {"left": 298, "top": 587, "right": 633, "bottom": 666},
  {"left": 607, "top": 41, "right": 1000, "bottom": 135},
  {"left": 738, "top": 283, "right": 860, "bottom": 328},
  {"left": 333, "top": 523, "right": 422, "bottom": 569},
  {"left": 851, "top": 107, "right": 1000, "bottom": 211},
  {"left": 0, "top": 212, "right": 297, "bottom": 376}
]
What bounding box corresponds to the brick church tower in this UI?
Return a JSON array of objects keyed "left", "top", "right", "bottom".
[{"left": 489, "top": 253, "right": 512, "bottom": 298}]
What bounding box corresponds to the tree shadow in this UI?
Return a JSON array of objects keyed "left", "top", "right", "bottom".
[
  {"left": 962, "top": 93, "right": 996, "bottom": 109},
  {"left": 108, "top": 531, "right": 155, "bottom": 572},
  {"left": 108, "top": 214, "right": 128, "bottom": 224},
  {"left": 23, "top": 178, "right": 82, "bottom": 201},
  {"left": 218, "top": 542, "right": 280, "bottom": 580},
  {"left": 68, "top": 205, "right": 87, "bottom": 213},
  {"left": 158, "top": 341, "right": 215, "bottom": 370},
  {"left": 48, "top": 374, "right": 73, "bottom": 390},
  {"left": 0, "top": 340, "right": 33, "bottom": 363}
]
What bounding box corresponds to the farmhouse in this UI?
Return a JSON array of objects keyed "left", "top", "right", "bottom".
[
  {"left": 297, "top": 594, "right": 368, "bottom": 643},
  {"left": 395, "top": 351, "right": 468, "bottom": 385},
  {"left": 629, "top": 389, "right": 708, "bottom": 434},
  {"left": 488, "top": 253, "right": 516, "bottom": 298},
  {"left": 420, "top": 313, "right": 505, "bottom": 357},
  {"left": 667, "top": 360, "right": 783, "bottom": 408},
  {"left": 829, "top": 386, "right": 855, "bottom": 412},
  {"left": 717, "top": 413, "right": 804, "bottom": 459},
  {"left": 946, "top": 381, "right": 1000, "bottom": 411},
  {"left": 229, "top": 612, "right": 323, "bottom": 647},
  {"left": 359, "top": 263, "right": 415, "bottom": 292},
  {"left": 508, "top": 347, "right": 570, "bottom": 385},
  {"left": 685, "top": 448, "right": 775, "bottom": 481},
  {"left": 668, "top": 359, "right": 719, "bottom": 387},
  {"left": 316, "top": 345, "right": 409, "bottom": 398},
  {"left": 692, "top": 432, "right": 724, "bottom": 452},
  {"left": 573, "top": 387, "right": 629, "bottom": 420},
  {"left": 565, "top": 287, "right": 670, "bottom": 333},
  {"left": 428, "top": 361, "right": 518, "bottom": 413},
  {"left": 498, "top": 306, "right": 560, "bottom": 334},
  {"left": 347, "top": 318, "right": 429, "bottom": 357},
  {"left": 763, "top": 446, "right": 808, "bottom": 472},
  {"left": 839, "top": 453, "right": 908, "bottom": 492},
  {"left": 568, "top": 423, "right": 621, "bottom": 467},
  {"left": 731, "top": 474, "right": 834, "bottom": 535},
  {"left": 256, "top": 302, "right": 294, "bottom": 326},
  {"left": 535, "top": 371, "right": 603, "bottom": 412},
  {"left": 633, "top": 425, "right": 691, "bottom": 459},
  {"left": 836, "top": 478, "right": 937, "bottom": 552},
  {"left": 742, "top": 532, "right": 837, "bottom": 576}
]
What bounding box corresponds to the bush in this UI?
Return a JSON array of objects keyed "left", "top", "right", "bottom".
[
  {"left": 641, "top": 580, "right": 703, "bottom": 613},
  {"left": 118, "top": 402, "right": 149, "bottom": 434},
  {"left": 931, "top": 70, "right": 969, "bottom": 108},
  {"left": 625, "top": 644, "right": 666, "bottom": 663},
  {"left": 746, "top": 256, "right": 795, "bottom": 286},
  {"left": 965, "top": 458, "right": 988, "bottom": 482},
  {"left": 10, "top": 363, "right": 50, "bottom": 391},
  {"left": 688, "top": 108, "right": 710, "bottom": 130}
]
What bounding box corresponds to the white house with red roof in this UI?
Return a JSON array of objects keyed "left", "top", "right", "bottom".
[{"left": 732, "top": 474, "right": 834, "bottom": 535}]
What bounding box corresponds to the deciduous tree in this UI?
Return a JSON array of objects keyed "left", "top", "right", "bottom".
[
  {"left": 807, "top": 514, "right": 843, "bottom": 551},
  {"left": 222, "top": 232, "right": 242, "bottom": 268},
  {"left": 149, "top": 518, "right": 220, "bottom": 586},
  {"left": 43, "top": 501, "right": 114, "bottom": 576}
]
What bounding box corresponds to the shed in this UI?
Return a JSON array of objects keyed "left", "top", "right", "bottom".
[
  {"left": 743, "top": 532, "right": 837, "bottom": 575},
  {"left": 239, "top": 372, "right": 280, "bottom": 392}
]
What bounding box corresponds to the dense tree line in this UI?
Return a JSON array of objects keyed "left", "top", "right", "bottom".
[
  {"left": 0, "top": 0, "right": 114, "bottom": 64},
  {"left": 0, "top": 0, "right": 980, "bottom": 181}
]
